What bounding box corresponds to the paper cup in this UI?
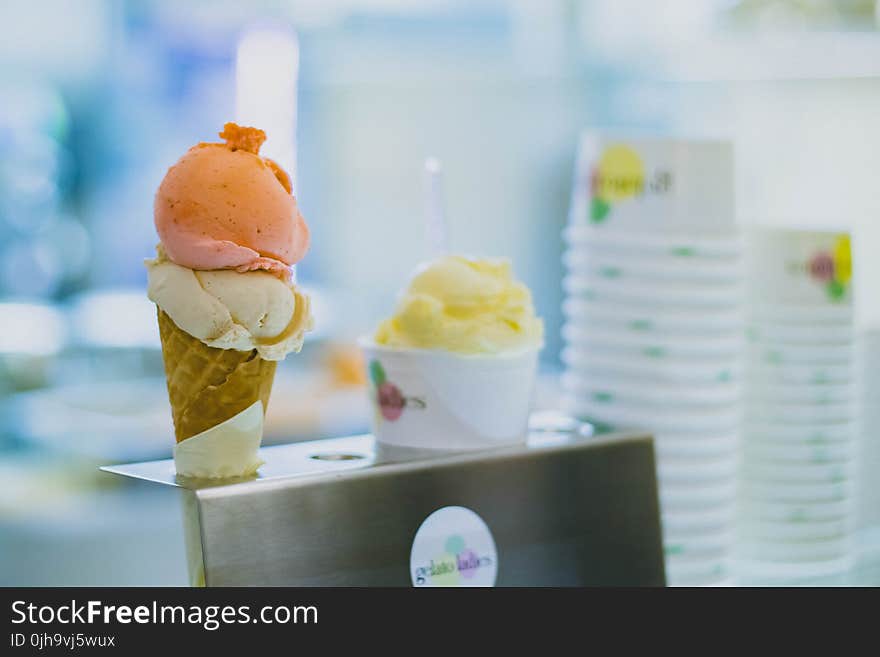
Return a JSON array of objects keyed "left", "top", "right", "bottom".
[
  {"left": 740, "top": 517, "right": 849, "bottom": 542},
  {"left": 738, "top": 498, "right": 853, "bottom": 522},
  {"left": 562, "top": 347, "right": 741, "bottom": 385},
  {"left": 742, "top": 440, "right": 855, "bottom": 464},
  {"left": 747, "top": 228, "right": 853, "bottom": 309},
  {"left": 746, "top": 400, "right": 857, "bottom": 425},
  {"left": 359, "top": 340, "right": 539, "bottom": 452},
  {"left": 563, "top": 249, "right": 743, "bottom": 284},
  {"left": 563, "top": 297, "right": 743, "bottom": 335},
  {"left": 569, "top": 134, "right": 735, "bottom": 230},
  {"left": 564, "top": 225, "right": 743, "bottom": 259},
  {"left": 747, "top": 361, "right": 853, "bottom": 385},
  {"left": 664, "top": 531, "right": 733, "bottom": 559},
  {"left": 563, "top": 323, "right": 743, "bottom": 359},
  {"left": 663, "top": 506, "right": 735, "bottom": 535},
  {"left": 747, "top": 381, "right": 855, "bottom": 404},
  {"left": 744, "top": 421, "right": 856, "bottom": 445},
  {"left": 740, "top": 480, "right": 851, "bottom": 504},
  {"left": 746, "top": 322, "right": 854, "bottom": 345},
  {"left": 659, "top": 456, "right": 738, "bottom": 484},
  {"left": 747, "top": 341, "right": 854, "bottom": 366},
  {"left": 564, "top": 274, "right": 742, "bottom": 309},
  {"left": 741, "top": 459, "right": 851, "bottom": 484},
  {"left": 748, "top": 303, "right": 853, "bottom": 325},
  {"left": 660, "top": 480, "right": 737, "bottom": 511},
  {"left": 734, "top": 555, "right": 853, "bottom": 580},
  {"left": 655, "top": 433, "right": 739, "bottom": 460},
  {"left": 738, "top": 537, "right": 851, "bottom": 562},
  {"left": 562, "top": 395, "right": 740, "bottom": 434},
  {"left": 665, "top": 555, "right": 730, "bottom": 584},
  {"left": 562, "top": 372, "right": 741, "bottom": 407}
]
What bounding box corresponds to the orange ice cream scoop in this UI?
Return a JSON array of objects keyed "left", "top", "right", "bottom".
[{"left": 154, "top": 123, "right": 310, "bottom": 278}]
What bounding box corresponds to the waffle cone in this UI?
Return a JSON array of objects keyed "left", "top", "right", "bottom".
[{"left": 157, "top": 309, "right": 276, "bottom": 443}]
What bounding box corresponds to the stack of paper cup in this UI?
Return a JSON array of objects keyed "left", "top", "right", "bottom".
[
  {"left": 739, "top": 228, "right": 858, "bottom": 579},
  {"left": 858, "top": 329, "right": 880, "bottom": 539},
  {"left": 560, "top": 134, "right": 742, "bottom": 586}
]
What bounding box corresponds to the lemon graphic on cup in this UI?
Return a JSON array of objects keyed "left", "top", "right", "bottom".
[
  {"left": 590, "top": 144, "right": 645, "bottom": 223},
  {"left": 828, "top": 234, "right": 851, "bottom": 301}
]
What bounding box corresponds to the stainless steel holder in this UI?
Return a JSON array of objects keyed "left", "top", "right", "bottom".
[{"left": 102, "top": 428, "right": 665, "bottom": 586}]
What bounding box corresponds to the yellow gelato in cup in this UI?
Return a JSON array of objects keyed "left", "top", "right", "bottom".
[{"left": 375, "top": 256, "right": 543, "bottom": 354}]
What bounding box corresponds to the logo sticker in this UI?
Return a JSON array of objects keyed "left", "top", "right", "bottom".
[
  {"left": 589, "top": 144, "right": 672, "bottom": 223},
  {"left": 410, "top": 506, "right": 498, "bottom": 587},
  {"left": 368, "top": 359, "right": 426, "bottom": 422},
  {"left": 787, "top": 233, "right": 851, "bottom": 301}
]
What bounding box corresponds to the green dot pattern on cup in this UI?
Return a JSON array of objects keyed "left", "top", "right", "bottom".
[
  {"left": 593, "top": 391, "right": 614, "bottom": 403},
  {"left": 670, "top": 246, "right": 696, "bottom": 257},
  {"left": 369, "top": 360, "right": 386, "bottom": 386},
  {"left": 812, "top": 372, "right": 830, "bottom": 384},
  {"left": 746, "top": 327, "right": 758, "bottom": 341},
  {"left": 644, "top": 346, "right": 666, "bottom": 358},
  {"left": 790, "top": 509, "right": 808, "bottom": 523},
  {"left": 765, "top": 350, "right": 783, "bottom": 364},
  {"left": 717, "top": 370, "right": 732, "bottom": 382},
  {"left": 827, "top": 279, "right": 845, "bottom": 300},
  {"left": 812, "top": 448, "right": 831, "bottom": 463},
  {"left": 629, "top": 319, "right": 653, "bottom": 332},
  {"left": 599, "top": 266, "right": 622, "bottom": 279},
  {"left": 664, "top": 544, "right": 684, "bottom": 556},
  {"left": 590, "top": 197, "right": 610, "bottom": 223},
  {"left": 808, "top": 434, "right": 828, "bottom": 445}
]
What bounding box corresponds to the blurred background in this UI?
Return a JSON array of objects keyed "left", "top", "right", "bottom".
[{"left": 1, "top": 0, "right": 879, "bottom": 585}]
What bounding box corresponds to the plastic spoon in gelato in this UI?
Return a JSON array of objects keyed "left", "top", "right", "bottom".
[{"left": 424, "top": 156, "right": 448, "bottom": 257}]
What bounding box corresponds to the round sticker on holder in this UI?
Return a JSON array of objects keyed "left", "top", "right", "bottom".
[{"left": 410, "top": 506, "right": 498, "bottom": 587}]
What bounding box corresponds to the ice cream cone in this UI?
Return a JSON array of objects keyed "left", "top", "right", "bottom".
[
  {"left": 147, "top": 122, "right": 312, "bottom": 478},
  {"left": 157, "top": 309, "right": 276, "bottom": 443}
]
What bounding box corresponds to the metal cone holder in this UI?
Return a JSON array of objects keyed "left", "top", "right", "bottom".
[{"left": 103, "top": 426, "right": 666, "bottom": 586}]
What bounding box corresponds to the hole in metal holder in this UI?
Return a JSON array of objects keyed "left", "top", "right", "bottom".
[
  {"left": 309, "top": 452, "right": 366, "bottom": 461},
  {"left": 528, "top": 410, "right": 595, "bottom": 437}
]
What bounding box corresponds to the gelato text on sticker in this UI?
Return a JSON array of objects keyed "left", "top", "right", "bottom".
[{"left": 410, "top": 506, "right": 498, "bottom": 587}]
